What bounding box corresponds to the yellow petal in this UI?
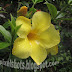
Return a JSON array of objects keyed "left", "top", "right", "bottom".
[
  {"left": 12, "top": 37, "right": 31, "bottom": 59},
  {"left": 39, "top": 24, "right": 60, "bottom": 48},
  {"left": 47, "top": 45, "right": 58, "bottom": 55},
  {"left": 46, "top": 48, "right": 51, "bottom": 55},
  {"left": 30, "top": 41, "right": 47, "bottom": 65},
  {"left": 50, "top": 45, "right": 58, "bottom": 55},
  {"left": 57, "top": 30, "right": 60, "bottom": 34},
  {"left": 17, "top": 6, "right": 28, "bottom": 16},
  {"left": 32, "top": 11, "right": 51, "bottom": 33},
  {"left": 16, "top": 16, "right": 31, "bottom": 38}
]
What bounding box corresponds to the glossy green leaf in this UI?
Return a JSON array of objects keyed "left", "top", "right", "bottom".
[
  {"left": 35, "top": 0, "right": 43, "bottom": 4},
  {"left": 10, "top": 14, "right": 16, "bottom": 27},
  {"left": 32, "top": 0, "right": 43, "bottom": 4},
  {"left": 56, "top": 18, "right": 72, "bottom": 20},
  {"left": 0, "top": 11, "right": 7, "bottom": 13},
  {"left": 0, "top": 25, "right": 12, "bottom": 42},
  {"left": 13, "top": 25, "right": 22, "bottom": 41},
  {"left": 0, "top": 42, "right": 10, "bottom": 49},
  {"left": 15, "top": 25, "right": 22, "bottom": 33},
  {"left": 68, "top": 0, "right": 72, "bottom": 4},
  {"left": 56, "top": 11, "right": 66, "bottom": 19},
  {"left": 3, "top": 21, "right": 10, "bottom": 29},
  {"left": 8, "top": 19, "right": 15, "bottom": 33},
  {"left": 45, "top": 2, "right": 57, "bottom": 19},
  {"left": 8, "top": 14, "right": 16, "bottom": 34}
]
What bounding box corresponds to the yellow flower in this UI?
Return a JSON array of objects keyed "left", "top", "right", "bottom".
[
  {"left": 12, "top": 11, "right": 60, "bottom": 65},
  {"left": 17, "top": 6, "right": 28, "bottom": 16}
]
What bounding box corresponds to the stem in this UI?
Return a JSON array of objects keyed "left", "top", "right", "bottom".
[{"left": 32, "top": 4, "right": 35, "bottom": 8}]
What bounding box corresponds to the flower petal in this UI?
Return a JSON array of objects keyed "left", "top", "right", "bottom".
[
  {"left": 50, "top": 45, "right": 58, "bottom": 55},
  {"left": 16, "top": 16, "right": 31, "bottom": 38},
  {"left": 32, "top": 11, "right": 51, "bottom": 33},
  {"left": 30, "top": 41, "right": 47, "bottom": 65},
  {"left": 12, "top": 37, "right": 31, "bottom": 59},
  {"left": 47, "top": 45, "right": 58, "bottom": 55},
  {"left": 39, "top": 24, "right": 60, "bottom": 48}
]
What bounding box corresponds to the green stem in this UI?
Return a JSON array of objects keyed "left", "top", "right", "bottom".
[{"left": 32, "top": 4, "right": 35, "bottom": 8}]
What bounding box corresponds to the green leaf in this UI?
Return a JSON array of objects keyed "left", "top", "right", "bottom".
[
  {"left": 3, "top": 21, "right": 10, "bottom": 29},
  {"left": 8, "top": 19, "right": 15, "bottom": 33},
  {"left": 0, "top": 25, "right": 12, "bottom": 42},
  {"left": 35, "top": 0, "right": 43, "bottom": 4},
  {"left": 15, "top": 25, "right": 22, "bottom": 33},
  {"left": 68, "top": 0, "right": 72, "bottom": 4},
  {"left": 32, "top": 0, "right": 43, "bottom": 4},
  {"left": 9, "top": 14, "right": 16, "bottom": 34},
  {"left": 0, "top": 11, "right": 7, "bottom": 13},
  {"left": 56, "top": 18, "right": 72, "bottom": 20},
  {"left": 55, "top": 4, "right": 69, "bottom": 18},
  {"left": 10, "top": 14, "right": 16, "bottom": 27},
  {"left": 56, "top": 11, "right": 66, "bottom": 19},
  {"left": 0, "top": 42, "right": 10, "bottom": 49},
  {"left": 45, "top": 2, "right": 57, "bottom": 19},
  {"left": 13, "top": 25, "right": 22, "bottom": 41}
]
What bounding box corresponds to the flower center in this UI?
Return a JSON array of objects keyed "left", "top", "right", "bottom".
[{"left": 27, "top": 30, "right": 39, "bottom": 40}]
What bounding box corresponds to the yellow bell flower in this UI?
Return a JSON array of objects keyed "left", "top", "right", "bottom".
[
  {"left": 12, "top": 11, "right": 60, "bottom": 65},
  {"left": 17, "top": 6, "right": 28, "bottom": 16}
]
